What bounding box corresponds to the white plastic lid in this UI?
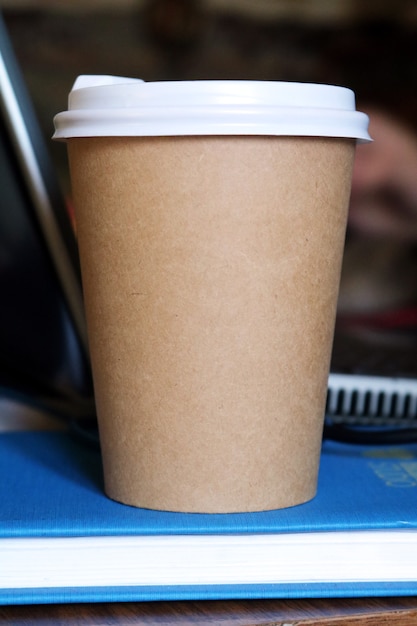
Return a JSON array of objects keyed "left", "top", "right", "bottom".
[{"left": 53, "top": 75, "right": 371, "bottom": 142}]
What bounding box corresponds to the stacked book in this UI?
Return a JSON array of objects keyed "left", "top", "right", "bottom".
[{"left": 2, "top": 428, "right": 417, "bottom": 604}]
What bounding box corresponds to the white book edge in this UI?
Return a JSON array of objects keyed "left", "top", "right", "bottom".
[{"left": 3, "top": 530, "right": 417, "bottom": 589}]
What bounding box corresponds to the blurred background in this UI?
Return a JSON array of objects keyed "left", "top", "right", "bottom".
[{"left": 2, "top": 0, "right": 417, "bottom": 318}]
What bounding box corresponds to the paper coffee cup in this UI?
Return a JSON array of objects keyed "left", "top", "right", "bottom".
[{"left": 54, "top": 77, "right": 370, "bottom": 513}]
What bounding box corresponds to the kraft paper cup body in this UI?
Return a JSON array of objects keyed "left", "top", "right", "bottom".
[{"left": 54, "top": 78, "right": 370, "bottom": 513}]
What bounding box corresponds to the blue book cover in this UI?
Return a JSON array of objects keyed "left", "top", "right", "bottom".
[{"left": 1, "top": 429, "right": 417, "bottom": 604}]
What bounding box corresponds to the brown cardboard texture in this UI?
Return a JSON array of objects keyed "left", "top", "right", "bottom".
[{"left": 68, "top": 135, "right": 355, "bottom": 513}]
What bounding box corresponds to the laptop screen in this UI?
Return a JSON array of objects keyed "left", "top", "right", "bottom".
[{"left": 0, "top": 12, "right": 92, "bottom": 402}]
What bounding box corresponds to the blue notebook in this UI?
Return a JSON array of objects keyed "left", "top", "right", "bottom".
[{"left": 1, "top": 429, "right": 417, "bottom": 605}]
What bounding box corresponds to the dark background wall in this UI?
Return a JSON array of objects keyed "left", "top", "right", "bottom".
[{"left": 2, "top": 0, "right": 417, "bottom": 191}]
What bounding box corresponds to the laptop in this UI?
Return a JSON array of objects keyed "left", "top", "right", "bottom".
[
  {"left": 1, "top": 12, "right": 416, "bottom": 438},
  {"left": 0, "top": 12, "right": 93, "bottom": 419}
]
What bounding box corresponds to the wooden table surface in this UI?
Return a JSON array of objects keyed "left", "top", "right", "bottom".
[{"left": 2, "top": 596, "right": 417, "bottom": 625}]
